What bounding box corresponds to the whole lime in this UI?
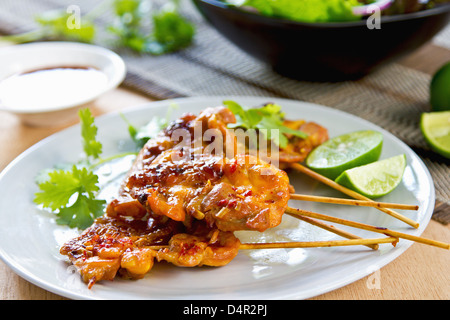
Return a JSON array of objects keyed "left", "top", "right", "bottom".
[{"left": 430, "top": 61, "right": 450, "bottom": 112}]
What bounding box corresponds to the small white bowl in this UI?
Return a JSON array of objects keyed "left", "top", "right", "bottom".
[{"left": 0, "top": 41, "right": 126, "bottom": 126}]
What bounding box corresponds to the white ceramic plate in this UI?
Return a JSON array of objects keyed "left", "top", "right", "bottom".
[
  {"left": 0, "top": 97, "right": 434, "bottom": 300},
  {"left": 0, "top": 42, "right": 126, "bottom": 126}
]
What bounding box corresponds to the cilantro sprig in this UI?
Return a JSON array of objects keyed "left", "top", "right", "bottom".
[
  {"left": 34, "top": 104, "right": 179, "bottom": 229},
  {"left": 224, "top": 100, "right": 308, "bottom": 148},
  {"left": 79, "top": 108, "right": 103, "bottom": 159},
  {"left": 34, "top": 108, "right": 106, "bottom": 229}
]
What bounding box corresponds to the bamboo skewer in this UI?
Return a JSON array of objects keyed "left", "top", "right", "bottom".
[
  {"left": 285, "top": 206, "right": 450, "bottom": 250},
  {"left": 238, "top": 237, "right": 398, "bottom": 250},
  {"left": 193, "top": 210, "right": 380, "bottom": 250},
  {"left": 147, "top": 237, "right": 398, "bottom": 251},
  {"left": 290, "top": 193, "right": 419, "bottom": 211},
  {"left": 294, "top": 215, "right": 380, "bottom": 250},
  {"left": 289, "top": 163, "right": 420, "bottom": 229}
]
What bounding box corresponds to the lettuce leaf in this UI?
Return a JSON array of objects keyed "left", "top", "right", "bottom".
[{"left": 236, "top": 0, "right": 362, "bottom": 22}]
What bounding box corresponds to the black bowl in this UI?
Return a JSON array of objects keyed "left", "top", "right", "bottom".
[{"left": 193, "top": 0, "right": 450, "bottom": 81}]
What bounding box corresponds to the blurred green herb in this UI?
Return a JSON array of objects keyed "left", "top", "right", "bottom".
[
  {"left": 148, "top": 5, "right": 196, "bottom": 54},
  {"left": 1, "top": 10, "right": 96, "bottom": 43},
  {"left": 1, "top": 0, "right": 195, "bottom": 55}
]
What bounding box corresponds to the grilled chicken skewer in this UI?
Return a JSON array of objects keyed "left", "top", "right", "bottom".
[{"left": 60, "top": 105, "right": 421, "bottom": 288}]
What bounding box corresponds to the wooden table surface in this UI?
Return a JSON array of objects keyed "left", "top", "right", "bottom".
[{"left": 0, "top": 44, "right": 449, "bottom": 300}]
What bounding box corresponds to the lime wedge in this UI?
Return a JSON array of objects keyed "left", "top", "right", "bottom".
[
  {"left": 305, "top": 130, "right": 383, "bottom": 180},
  {"left": 420, "top": 111, "right": 450, "bottom": 159},
  {"left": 335, "top": 154, "right": 407, "bottom": 199}
]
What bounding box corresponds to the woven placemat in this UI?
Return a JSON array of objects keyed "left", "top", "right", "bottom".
[{"left": 0, "top": 0, "right": 449, "bottom": 224}]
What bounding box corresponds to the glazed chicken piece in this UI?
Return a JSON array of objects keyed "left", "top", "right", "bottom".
[
  {"left": 60, "top": 215, "right": 240, "bottom": 288},
  {"left": 156, "top": 222, "right": 241, "bottom": 267},
  {"left": 109, "top": 106, "right": 291, "bottom": 232},
  {"left": 125, "top": 106, "right": 237, "bottom": 177},
  {"left": 278, "top": 120, "right": 329, "bottom": 164},
  {"left": 60, "top": 214, "right": 183, "bottom": 288}
]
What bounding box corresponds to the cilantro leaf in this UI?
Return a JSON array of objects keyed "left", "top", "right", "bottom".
[
  {"left": 57, "top": 195, "right": 106, "bottom": 229},
  {"left": 147, "top": 8, "right": 195, "bottom": 55},
  {"left": 224, "top": 101, "right": 308, "bottom": 148},
  {"left": 112, "top": 0, "right": 142, "bottom": 18},
  {"left": 34, "top": 169, "right": 81, "bottom": 211},
  {"left": 108, "top": 0, "right": 146, "bottom": 50},
  {"left": 225, "top": 100, "right": 262, "bottom": 129},
  {"left": 108, "top": 0, "right": 195, "bottom": 55},
  {"left": 79, "top": 108, "right": 102, "bottom": 160},
  {"left": 122, "top": 102, "right": 178, "bottom": 148},
  {"left": 34, "top": 165, "right": 106, "bottom": 229},
  {"left": 121, "top": 113, "right": 168, "bottom": 149}
]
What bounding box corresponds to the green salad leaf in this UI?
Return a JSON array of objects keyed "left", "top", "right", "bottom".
[{"left": 227, "top": 0, "right": 362, "bottom": 23}]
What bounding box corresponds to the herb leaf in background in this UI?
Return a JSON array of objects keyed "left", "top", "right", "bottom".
[
  {"left": 36, "top": 10, "right": 96, "bottom": 42},
  {"left": 109, "top": 0, "right": 195, "bottom": 54},
  {"left": 108, "top": 0, "right": 148, "bottom": 52},
  {"left": 0, "top": 10, "right": 96, "bottom": 44},
  {"left": 147, "top": 5, "right": 196, "bottom": 55},
  {"left": 0, "top": 0, "right": 195, "bottom": 55}
]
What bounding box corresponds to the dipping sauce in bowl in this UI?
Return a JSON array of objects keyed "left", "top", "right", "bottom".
[
  {"left": 0, "top": 66, "right": 109, "bottom": 111},
  {"left": 0, "top": 42, "right": 126, "bottom": 126}
]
